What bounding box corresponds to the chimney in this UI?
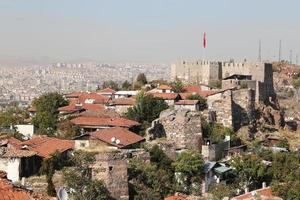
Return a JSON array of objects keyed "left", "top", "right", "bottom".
[
  {"left": 21, "top": 177, "right": 25, "bottom": 186},
  {"left": 262, "top": 182, "right": 266, "bottom": 188},
  {"left": 245, "top": 187, "right": 249, "bottom": 194}
]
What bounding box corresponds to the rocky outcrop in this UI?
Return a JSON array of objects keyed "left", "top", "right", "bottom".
[{"left": 146, "top": 108, "right": 202, "bottom": 151}]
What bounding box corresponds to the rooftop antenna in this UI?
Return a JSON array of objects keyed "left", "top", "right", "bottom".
[
  {"left": 258, "top": 39, "right": 262, "bottom": 62},
  {"left": 278, "top": 40, "right": 282, "bottom": 62}
]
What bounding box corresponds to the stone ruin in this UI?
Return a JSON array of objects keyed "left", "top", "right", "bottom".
[{"left": 146, "top": 109, "right": 202, "bottom": 153}]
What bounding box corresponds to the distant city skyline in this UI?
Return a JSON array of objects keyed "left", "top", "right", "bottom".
[{"left": 0, "top": 0, "right": 299, "bottom": 64}]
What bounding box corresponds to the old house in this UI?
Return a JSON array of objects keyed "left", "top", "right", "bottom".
[
  {"left": 151, "top": 93, "right": 181, "bottom": 106},
  {"left": 114, "top": 91, "right": 138, "bottom": 99},
  {"left": 97, "top": 87, "right": 116, "bottom": 99},
  {"left": 20, "top": 135, "right": 74, "bottom": 159},
  {"left": 106, "top": 98, "right": 136, "bottom": 114},
  {"left": 156, "top": 84, "right": 173, "bottom": 93},
  {"left": 71, "top": 116, "right": 140, "bottom": 133},
  {"left": 74, "top": 127, "right": 144, "bottom": 150},
  {"left": 0, "top": 148, "right": 38, "bottom": 182},
  {"left": 174, "top": 100, "right": 201, "bottom": 111}
]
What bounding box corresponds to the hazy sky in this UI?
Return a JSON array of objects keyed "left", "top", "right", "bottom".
[{"left": 0, "top": 0, "right": 299, "bottom": 63}]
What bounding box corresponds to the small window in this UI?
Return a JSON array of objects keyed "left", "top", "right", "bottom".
[
  {"left": 80, "top": 142, "right": 86, "bottom": 147},
  {"left": 109, "top": 166, "right": 113, "bottom": 171}
]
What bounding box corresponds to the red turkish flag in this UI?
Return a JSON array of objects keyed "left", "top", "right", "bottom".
[{"left": 203, "top": 32, "right": 206, "bottom": 48}]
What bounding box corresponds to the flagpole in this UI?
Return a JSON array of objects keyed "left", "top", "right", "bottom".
[{"left": 202, "top": 32, "right": 206, "bottom": 62}]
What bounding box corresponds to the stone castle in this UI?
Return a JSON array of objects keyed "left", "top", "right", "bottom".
[{"left": 171, "top": 60, "right": 275, "bottom": 102}]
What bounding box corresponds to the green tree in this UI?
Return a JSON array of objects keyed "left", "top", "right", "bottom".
[
  {"left": 32, "top": 92, "right": 67, "bottom": 135},
  {"left": 122, "top": 80, "right": 132, "bottom": 90},
  {"left": 128, "top": 158, "right": 174, "bottom": 200},
  {"left": 125, "top": 92, "right": 168, "bottom": 131},
  {"left": 201, "top": 121, "right": 236, "bottom": 145},
  {"left": 170, "top": 78, "right": 183, "bottom": 93},
  {"left": 186, "top": 94, "right": 207, "bottom": 110},
  {"left": 102, "top": 80, "right": 119, "bottom": 90},
  {"left": 230, "top": 154, "right": 267, "bottom": 190},
  {"left": 208, "top": 183, "right": 235, "bottom": 200},
  {"left": 39, "top": 151, "right": 64, "bottom": 196},
  {"left": 63, "top": 150, "right": 111, "bottom": 200},
  {"left": 149, "top": 145, "right": 173, "bottom": 172},
  {"left": 0, "top": 107, "right": 28, "bottom": 128},
  {"left": 57, "top": 119, "right": 81, "bottom": 139},
  {"left": 136, "top": 73, "right": 147, "bottom": 85},
  {"left": 172, "top": 151, "right": 204, "bottom": 195}
]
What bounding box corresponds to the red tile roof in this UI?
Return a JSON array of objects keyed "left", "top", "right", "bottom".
[
  {"left": 0, "top": 171, "right": 33, "bottom": 200},
  {"left": 110, "top": 98, "right": 136, "bottom": 106},
  {"left": 151, "top": 93, "right": 180, "bottom": 100},
  {"left": 182, "top": 85, "right": 202, "bottom": 93},
  {"left": 232, "top": 187, "right": 274, "bottom": 200},
  {"left": 157, "top": 84, "right": 172, "bottom": 90},
  {"left": 174, "top": 100, "right": 199, "bottom": 105},
  {"left": 58, "top": 103, "right": 105, "bottom": 112},
  {"left": 20, "top": 136, "right": 74, "bottom": 159},
  {"left": 181, "top": 85, "right": 215, "bottom": 98},
  {"left": 91, "top": 127, "right": 144, "bottom": 148},
  {"left": 58, "top": 104, "right": 83, "bottom": 112},
  {"left": 64, "top": 91, "right": 83, "bottom": 98},
  {"left": 71, "top": 116, "right": 140, "bottom": 128},
  {"left": 78, "top": 92, "right": 110, "bottom": 104},
  {"left": 80, "top": 109, "right": 121, "bottom": 118},
  {"left": 82, "top": 103, "right": 105, "bottom": 111},
  {"left": 1, "top": 148, "right": 37, "bottom": 158},
  {"left": 97, "top": 88, "right": 116, "bottom": 94}
]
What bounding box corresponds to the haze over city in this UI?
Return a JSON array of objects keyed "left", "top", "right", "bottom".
[{"left": 0, "top": 0, "right": 299, "bottom": 64}]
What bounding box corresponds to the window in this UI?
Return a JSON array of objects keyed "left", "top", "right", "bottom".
[{"left": 80, "top": 142, "right": 86, "bottom": 147}]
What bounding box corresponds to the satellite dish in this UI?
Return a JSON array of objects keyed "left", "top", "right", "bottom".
[
  {"left": 57, "top": 187, "right": 69, "bottom": 200},
  {"left": 116, "top": 139, "right": 120, "bottom": 144},
  {"left": 111, "top": 137, "right": 116, "bottom": 143}
]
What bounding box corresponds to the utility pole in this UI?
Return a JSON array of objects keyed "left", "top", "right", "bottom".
[
  {"left": 258, "top": 39, "right": 262, "bottom": 62},
  {"left": 278, "top": 40, "right": 282, "bottom": 62}
]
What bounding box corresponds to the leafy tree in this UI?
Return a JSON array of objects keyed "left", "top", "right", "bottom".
[
  {"left": 63, "top": 169, "right": 111, "bottom": 200},
  {"left": 39, "top": 151, "right": 64, "bottom": 196},
  {"left": 63, "top": 150, "right": 111, "bottom": 200},
  {"left": 122, "top": 80, "right": 132, "bottom": 90},
  {"left": 57, "top": 119, "right": 81, "bottom": 139},
  {"left": 136, "top": 73, "right": 147, "bottom": 85},
  {"left": 170, "top": 78, "right": 183, "bottom": 93},
  {"left": 172, "top": 151, "right": 204, "bottom": 195},
  {"left": 128, "top": 158, "right": 175, "bottom": 200},
  {"left": 230, "top": 154, "right": 267, "bottom": 190},
  {"left": 0, "top": 107, "right": 28, "bottom": 128},
  {"left": 186, "top": 94, "right": 207, "bottom": 110},
  {"left": 125, "top": 92, "right": 168, "bottom": 127},
  {"left": 32, "top": 92, "right": 68, "bottom": 135},
  {"left": 149, "top": 145, "right": 173, "bottom": 172},
  {"left": 201, "top": 121, "right": 237, "bottom": 145},
  {"left": 102, "top": 80, "right": 119, "bottom": 90},
  {"left": 208, "top": 183, "right": 235, "bottom": 200}
]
